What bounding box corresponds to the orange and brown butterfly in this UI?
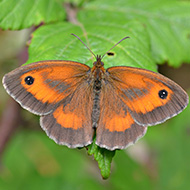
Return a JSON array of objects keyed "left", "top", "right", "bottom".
[{"left": 2, "top": 34, "right": 189, "bottom": 150}]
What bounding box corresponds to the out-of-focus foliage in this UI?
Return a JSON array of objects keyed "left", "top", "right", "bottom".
[
  {"left": 0, "top": 0, "right": 190, "bottom": 186},
  {"left": 0, "top": 100, "right": 189, "bottom": 189}
]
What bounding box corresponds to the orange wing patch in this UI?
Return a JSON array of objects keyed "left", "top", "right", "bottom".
[
  {"left": 21, "top": 71, "right": 66, "bottom": 104},
  {"left": 107, "top": 68, "right": 173, "bottom": 113},
  {"left": 20, "top": 62, "right": 90, "bottom": 104},
  {"left": 53, "top": 105, "right": 83, "bottom": 130},
  {"left": 122, "top": 79, "right": 173, "bottom": 114},
  {"left": 104, "top": 112, "right": 134, "bottom": 132}
]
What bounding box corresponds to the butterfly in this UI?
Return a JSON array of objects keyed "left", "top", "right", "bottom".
[{"left": 2, "top": 34, "right": 189, "bottom": 150}]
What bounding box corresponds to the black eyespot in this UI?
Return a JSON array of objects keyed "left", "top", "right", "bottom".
[
  {"left": 158, "top": 89, "right": 168, "bottom": 99},
  {"left": 107, "top": 52, "right": 115, "bottom": 56},
  {"left": 25, "top": 76, "right": 34, "bottom": 85}
]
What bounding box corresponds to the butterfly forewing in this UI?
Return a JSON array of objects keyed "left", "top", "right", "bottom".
[
  {"left": 3, "top": 60, "right": 90, "bottom": 115},
  {"left": 106, "top": 66, "right": 189, "bottom": 126}
]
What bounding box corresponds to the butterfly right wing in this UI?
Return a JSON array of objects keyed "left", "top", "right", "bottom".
[{"left": 96, "top": 65, "right": 188, "bottom": 150}]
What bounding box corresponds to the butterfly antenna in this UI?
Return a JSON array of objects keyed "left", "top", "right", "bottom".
[
  {"left": 71, "top": 33, "right": 96, "bottom": 58},
  {"left": 102, "top": 36, "right": 130, "bottom": 59}
]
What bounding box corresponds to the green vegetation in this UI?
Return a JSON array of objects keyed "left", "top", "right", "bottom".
[{"left": 0, "top": 0, "right": 189, "bottom": 188}]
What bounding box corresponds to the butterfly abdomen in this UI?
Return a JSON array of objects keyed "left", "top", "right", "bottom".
[{"left": 91, "top": 78, "right": 102, "bottom": 129}]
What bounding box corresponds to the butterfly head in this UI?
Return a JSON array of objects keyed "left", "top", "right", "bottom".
[{"left": 93, "top": 55, "right": 104, "bottom": 68}]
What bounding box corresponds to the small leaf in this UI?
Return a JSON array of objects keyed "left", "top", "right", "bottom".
[{"left": 87, "top": 136, "right": 116, "bottom": 179}]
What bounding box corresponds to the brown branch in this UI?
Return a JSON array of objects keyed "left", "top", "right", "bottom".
[
  {"left": 0, "top": 99, "right": 21, "bottom": 157},
  {"left": 64, "top": 2, "right": 78, "bottom": 24}
]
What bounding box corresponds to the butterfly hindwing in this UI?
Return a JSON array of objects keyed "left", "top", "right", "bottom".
[
  {"left": 41, "top": 80, "right": 94, "bottom": 148},
  {"left": 96, "top": 81, "right": 147, "bottom": 150}
]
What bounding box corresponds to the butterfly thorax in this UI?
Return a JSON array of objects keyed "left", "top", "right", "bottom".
[
  {"left": 91, "top": 55, "right": 106, "bottom": 91},
  {"left": 91, "top": 55, "right": 105, "bottom": 129},
  {"left": 92, "top": 55, "right": 105, "bottom": 80}
]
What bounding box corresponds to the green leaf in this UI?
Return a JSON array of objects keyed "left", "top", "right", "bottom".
[
  {"left": 87, "top": 136, "right": 116, "bottom": 179},
  {"left": 78, "top": 0, "right": 190, "bottom": 66},
  {"left": 26, "top": 22, "right": 156, "bottom": 71},
  {"left": 1, "top": 0, "right": 189, "bottom": 66},
  {"left": 0, "top": 0, "right": 65, "bottom": 30}
]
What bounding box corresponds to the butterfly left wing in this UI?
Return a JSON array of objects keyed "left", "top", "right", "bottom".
[{"left": 3, "top": 60, "right": 94, "bottom": 148}]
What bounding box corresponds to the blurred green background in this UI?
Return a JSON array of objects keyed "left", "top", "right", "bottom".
[
  {"left": 0, "top": 28, "right": 190, "bottom": 190},
  {"left": 0, "top": 0, "right": 190, "bottom": 189}
]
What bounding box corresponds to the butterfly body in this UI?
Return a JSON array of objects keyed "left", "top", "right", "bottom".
[
  {"left": 90, "top": 55, "right": 105, "bottom": 129},
  {"left": 3, "top": 54, "right": 189, "bottom": 150}
]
